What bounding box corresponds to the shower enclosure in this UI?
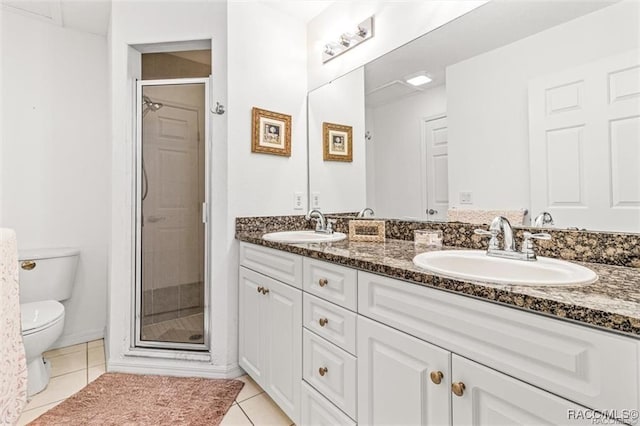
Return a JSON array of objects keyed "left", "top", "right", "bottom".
[{"left": 134, "top": 78, "right": 210, "bottom": 350}]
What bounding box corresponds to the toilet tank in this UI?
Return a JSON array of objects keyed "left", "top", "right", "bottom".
[{"left": 18, "top": 248, "right": 80, "bottom": 304}]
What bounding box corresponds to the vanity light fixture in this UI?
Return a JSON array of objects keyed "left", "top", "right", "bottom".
[
  {"left": 405, "top": 73, "right": 433, "bottom": 87},
  {"left": 322, "top": 16, "right": 374, "bottom": 64}
]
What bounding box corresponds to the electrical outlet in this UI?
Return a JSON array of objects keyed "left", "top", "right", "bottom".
[
  {"left": 311, "top": 192, "right": 321, "bottom": 209},
  {"left": 293, "top": 192, "right": 304, "bottom": 210},
  {"left": 460, "top": 192, "right": 473, "bottom": 205}
]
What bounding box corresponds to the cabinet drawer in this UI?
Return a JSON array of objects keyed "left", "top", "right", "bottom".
[
  {"left": 358, "top": 271, "right": 640, "bottom": 412},
  {"left": 301, "top": 381, "right": 356, "bottom": 426},
  {"left": 239, "top": 242, "right": 302, "bottom": 288},
  {"left": 303, "top": 329, "right": 357, "bottom": 419},
  {"left": 303, "top": 293, "right": 357, "bottom": 355},
  {"left": 303, "top": 258, "right": 357, "bottom": 310}
]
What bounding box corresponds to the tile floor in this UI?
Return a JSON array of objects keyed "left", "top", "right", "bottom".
[
  {"left": 141, "top": 312, "right": 205, "bottom": 344},
  {"left": 17, "top": 339, "right": 293, "bottom": 426}
]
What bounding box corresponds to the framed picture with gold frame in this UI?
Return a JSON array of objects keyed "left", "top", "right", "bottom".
[
  {"left": 323, "top": 122, "right": 353, "bottom": 162},
  {"left": 251, "top": 107, "right": 292, "bottom": 157}
]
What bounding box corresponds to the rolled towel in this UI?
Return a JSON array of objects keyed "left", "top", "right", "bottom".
[{"left": 0, "top": 229, "right": 28, "bottom": 425}]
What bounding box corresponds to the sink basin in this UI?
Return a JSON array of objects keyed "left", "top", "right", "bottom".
[
  {"left": 413, "top": 250, "right": 597, "bottom": 286},
  {"left": 262, "top": 230, "right": 347, "bottom": 244}
]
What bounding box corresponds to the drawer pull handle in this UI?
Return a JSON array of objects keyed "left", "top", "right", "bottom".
[
  {"left": 430, "top": 371, "right": 443, "bottom": 385},
  {"left": 262, "top": 288, "right": 270, "bottom": 295},
  {"left": 257, "top": 286, "right": 264, "bottom": 293},
  {"left": 318, "top": 367, "right": 328, "bottom": 376},
  {"left": 21, "top": 260, "right": 36, "bottom": 271},
  {"left": 319, "top": 318, "right": 329, "bottom": 327},
  {"left": 319, "top": 278, "right": 328, "bottom": 287},
  {"left": 451, "top": 382, "right": 465, "bottom": 397}
]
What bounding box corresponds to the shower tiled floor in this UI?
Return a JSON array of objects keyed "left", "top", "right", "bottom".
[
  {"left": 17, "top": 339, "right": 294, "bottom": 426},
  {"left": 141, "top": 312, "right": 204, "bottom": 344}
]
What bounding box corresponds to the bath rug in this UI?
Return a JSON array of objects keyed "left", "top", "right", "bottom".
[{"left": 29, "top": 373, "right": 244, "bottom": 425}]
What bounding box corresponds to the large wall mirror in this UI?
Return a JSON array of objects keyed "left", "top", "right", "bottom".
[{"left": 307, "top": 1, "right": 639, "bottom": 233}]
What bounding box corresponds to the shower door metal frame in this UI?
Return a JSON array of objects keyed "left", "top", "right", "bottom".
[{"left": 133, "top": 77, "right": 211, "bottom": 351}]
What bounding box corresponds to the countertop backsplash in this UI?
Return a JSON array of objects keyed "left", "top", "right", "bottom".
[{"left": 235, "top": 215, "right": 640, "bottom": 268}]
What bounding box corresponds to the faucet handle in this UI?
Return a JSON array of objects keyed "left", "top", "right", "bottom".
[
  {"left": 474, "top": 228, "right": 499, "bottom": 250},
  {"left": 522, "top": 232, "right": 552, "bottom": 241},
  {"left": 521, "top": 232, "right": 552, "bottom": 260}
]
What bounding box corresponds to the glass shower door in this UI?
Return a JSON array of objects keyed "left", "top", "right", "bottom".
[{"left": 135, "top": 79, "right": 209, "bottom": 350}]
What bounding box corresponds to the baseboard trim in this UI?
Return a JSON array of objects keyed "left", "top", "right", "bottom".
[
  {"left": 52, "top": 328, "right": 105, "bottom": 349},
  {"left": 108, "top": 358, "right": 243, "bottom": 379}
]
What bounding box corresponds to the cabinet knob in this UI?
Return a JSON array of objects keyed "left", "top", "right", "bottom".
[
  {"left": 430, "top": 371, "right": 443, "bottom": 385},
  {"left": 319, "top": 278, "right": 328, "bottom": 287},
  {"left": 318, "top": 367, "right": 328, "bottom": 377},
  {"left": 262, "top": 288, "right": 270, "bottom": 295},
  {"left": 257, "top": 286, "right": 264, "bottom": 293},
  {"left": 319, "top": 318, "right": 329, "bottom": 327},
  {"left": 451, "top": 382, "right": 466, "bottom": 397},
  {"left": 21, "top": 260, "right": 36, "bottom": 271}
]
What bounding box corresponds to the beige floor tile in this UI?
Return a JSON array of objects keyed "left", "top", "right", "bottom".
[
  {"left": 220, "top": 403, "right": 252, "bottom": 426},
  {"left": 49, "top": 349, "right": 87, "bottom": 377},
  {"left": 88, "top": 345, "right": 106, "bottom": 367},
  {"left": 26, "top": 369, "right": 87, "bottom": 410},
  {"left": 235, "top": 374, "right": 264, "bottom": 402},
  {"left": 43, "top": 342, "right": 86, "bottom": 358},
  {"left": 88, "top": 363, "right": 106, "bottom": 383},
  {"left": 87, "top": 338, "right": 104, "bottom": 349},
  {"left": 239, "top": 393, "right": 293, "bottom": 426},
  {"left": 16, "top": 401, "right": 61, "bottom": 426}
]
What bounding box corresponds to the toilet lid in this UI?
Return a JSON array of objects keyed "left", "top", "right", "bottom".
[{"left": 21, "top": 300, "right": 64, "bottom": 335}]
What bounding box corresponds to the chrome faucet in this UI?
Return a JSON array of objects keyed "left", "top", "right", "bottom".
[
  {"left": 356, "top": 207, "right": 374, "bottom": 218},
  {"left": 475, "top": 216, "right": 551, "bottom": 261},
  {"left": 533, "top": 211, "right": 554, "bottom": 228},
  {"left": 306, "top": 209, "right": 335, "bottom": 234}
]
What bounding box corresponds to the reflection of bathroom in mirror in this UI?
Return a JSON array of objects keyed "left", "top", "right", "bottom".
[{"left": 307, "top": 1, "right": 640, "bottom": 233}]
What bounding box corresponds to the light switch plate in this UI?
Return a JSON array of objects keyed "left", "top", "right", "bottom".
[
  {"left": 460, "top": 192, "right": 473, "bottom": 204},
  {"left": 311, "top": 192, "right": 321, "bottom": 209}
]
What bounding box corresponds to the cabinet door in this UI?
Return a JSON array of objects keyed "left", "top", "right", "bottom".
[
  {"left": 358, "top": 316, "right": 451, "bottom": 426},
  {"left": 452, "top": 355, "right": 592, "bottom": 425},
  {"left": 238, "top": 267, "right": 267, "bottom": 388},
  {"left": 265, "top": 277, "right": 302, "bottom": 424}
]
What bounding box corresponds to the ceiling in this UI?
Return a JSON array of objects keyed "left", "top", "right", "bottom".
[
  {"left": 2, "top": 0, "right": 111, "bottom": 36},
  {"left": 2, "top": 0, "right": 333, "bottom": 36},
  {"left": 364, "top": 0, "right": 618, "bottom": 107}
]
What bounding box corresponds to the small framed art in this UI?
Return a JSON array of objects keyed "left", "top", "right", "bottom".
[
  {"left": 323, "top": 122, "right": 353, "bottom": 162},
  {"left": 252, "top": 107, "right": 292, "bottom": 157}
]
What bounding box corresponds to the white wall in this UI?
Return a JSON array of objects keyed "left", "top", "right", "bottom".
[
  {"left": 1, "top": 11, "right": 109, "bottom": 347},
  {"left": 108, "top": 0, "right": 308, "bottom": 378},
  {"left": 368, "top": 85, "right": 447, "bottom": 219},
  {"left": 108, "top": 0, "right": 234, "bottom": 376},
  {"left": 447, "top": 1, "right": 640, "bottom": 211},
  {"left": 308, "top": 67, "right": 365, "bottom": 213},
  {"left": 228, "top": 1, "right": 308, "bottom": 218},
  {"left": 307, "top": 1, "right": 486, "bottom": 90}
]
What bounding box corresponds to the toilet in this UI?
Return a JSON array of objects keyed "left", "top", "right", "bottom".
[{"left": 18, "top": 247, "right": 80, "bottom": 396}]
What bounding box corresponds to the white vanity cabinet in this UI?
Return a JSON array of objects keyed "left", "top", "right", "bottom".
[
  {"left": 239, "top": 243, "right": 302, "bottom": 424},
  {"left": 238, "top": 243, "right": 640, "bottom": 426}
]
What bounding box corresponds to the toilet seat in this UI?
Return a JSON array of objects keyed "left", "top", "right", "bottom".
[{"left": 21, "top": 300, "right": 65, "bottom": 336}]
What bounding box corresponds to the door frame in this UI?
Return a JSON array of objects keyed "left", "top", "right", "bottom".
[
  {"left": 420, "top": 113, "right": 447, "bottom": 221},
  {"left": 133, "top": 77, "right": 211, "bottom": 351}
]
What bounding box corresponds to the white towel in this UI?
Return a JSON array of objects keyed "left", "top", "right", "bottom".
[{"left": 0, "top": 229, "right": 27, "bottom": 425}]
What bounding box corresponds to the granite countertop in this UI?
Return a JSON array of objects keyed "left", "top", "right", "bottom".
[{"left": 236, "top": 231, "right": 640, "bottom": 338}]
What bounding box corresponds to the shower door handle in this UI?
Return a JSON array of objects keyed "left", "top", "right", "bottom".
[{"left": 147, "top": 215, "right": 166, "bottom": 223}]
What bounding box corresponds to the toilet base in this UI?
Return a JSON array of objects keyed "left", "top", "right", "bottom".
[{"left": 27, "top": 356, "right": 52, "bottom": 397}]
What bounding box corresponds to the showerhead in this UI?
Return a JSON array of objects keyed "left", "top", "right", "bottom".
[{"left": 142, "top": 95, "right": 164, "bottom": 114}]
